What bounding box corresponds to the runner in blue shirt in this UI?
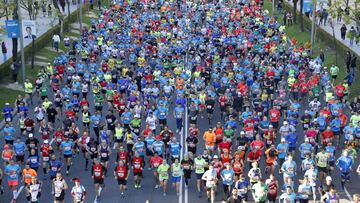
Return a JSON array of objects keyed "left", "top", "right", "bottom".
[
  {"left": 60, "top": 137, "right": 74, "bottom": 175},
  {"left": 49, "top": 155, "right": 63, "bottom": 180},
  {"left": 234, "top": 174, "right": 250, "bottom": 202},
  {"left": 299, "top": 138, "right": 313, "bottom": 159},
  {"left": 5, "top": 159, "right": 21, "bottom": 196},
  {"left": 133, "top": 138, "right": 146, "bottom": 159},
  {"left": 279, "top": 186, "right": 297, "bottom": 203},
  {"left": 173, "top": 104, "right": 184, "bottom": 133},
  {"left": 13, "top": 138, "right": 26, "bottom": 164},
  {"left": 281, "top": 155, "right": 297, "bottom": 183},
  {"left": 27, "top": 149, "right": 40, "bottom": 171},
  {"left": 276, "top": 138, "right": 289, "bottom": 170},
  {"left": 2, "top": 102, "right": 14, "bottom": 122},
  {"left": 3, "top": 123, "right": 16, "bottom": 145},
  {"left": 168, "top": 137, "right": 181, "bottom": 162},
  {"left": 151, "top": 137, "right": 165, "bottom": 157},
  {"left": 221, "top": 163, "right": 235, "bottom": 199},
  {"left": 325, "top": 142, "right": 336, "bottom": 174},
  {"left": 336, "top": 150, "right": 353, "bottom": 189}
]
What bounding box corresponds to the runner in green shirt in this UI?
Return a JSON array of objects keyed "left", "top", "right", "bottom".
[
  {"left": 316, "top": 148, "right": 330, "bottom": 184},
  {"left": 157, "top": 159, "right": 170, "bottom": 196},
  {"left": 194, "top": 154, "right": 207, "bottom": 197},
  {"left": 252, "top": 180, "right": 269, "bottom": 203},
  {"left": 330, "top": 65, "right": 339, "bottom": 83},
  {"left": 171, "top": 158, "right": 182, "bottom": 196}
]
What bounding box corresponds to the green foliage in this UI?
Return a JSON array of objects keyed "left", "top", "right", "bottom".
[{"left": 0, "top": 0, "right": 16, "bottom": 19}]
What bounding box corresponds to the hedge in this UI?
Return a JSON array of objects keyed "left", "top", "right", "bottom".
[
  {"left": 282, "top": 2, "right": 359, "bottom": 63},
  {"left": 0, "top": 7, "right": 86, "bottom": 81}
]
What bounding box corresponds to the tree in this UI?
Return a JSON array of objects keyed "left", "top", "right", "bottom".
[
  {"left": 19, "top": 0, "right": 34, "bottom": 19},
  {"left": 328, "top": 0, "right": 360, "bottom": 28},
  {"left": 293, "top": 0, "right": 298, "bottom": 23},
  {"left": 300, "top": 0, "right": 304, "bottom": 31},
  {"left": 0, "top": 0, "right": 17, "bottom": 20}
]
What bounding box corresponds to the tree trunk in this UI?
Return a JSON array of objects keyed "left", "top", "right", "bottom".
[
  {"left": 293, "top": 0, "right": 298, "bottom": 23},
  {"left": 332, "top": 28, "right": 338, "bottom": 65},
  {"left": 67, "top": 0, "right": 70, "bottom": 16},
  {"left": 300, "top": 0, "right": 304, "bottom": 31}
]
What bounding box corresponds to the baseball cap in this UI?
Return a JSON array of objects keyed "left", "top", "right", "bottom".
[
  {"left": 29, "top": 133, "right": 34, "bottom": 138},
  {"left": 281, "top": 138, "right": 286, "bottom": 142},
  {"left": 326, "top": 176, "right": 332, "bottom": 181},
  {"left": 44, "top": 139, "right": 49, "bottom": 144},
  {"left": 213, "top": 155, "right": 219, "bottom": 159}
]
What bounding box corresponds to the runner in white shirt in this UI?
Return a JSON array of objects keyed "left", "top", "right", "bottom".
[
  {"left": 71, "top": 178, "right": 86, "bottom": 203},
  {"left": 202, "top": 166, "right": 217, "bottom": 203}
]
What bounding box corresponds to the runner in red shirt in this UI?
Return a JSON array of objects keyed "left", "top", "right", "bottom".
[
  {"left": 269, "top": 108, "right": 281, "bottom": 128},
  {"left": 335, "top": 83, "right": 346, "bottom": 100},
  {"left": 246, "top": 149, "right": 262, "bottom": 167},
  {"left": 250, "top": 136, "right": 265, "bottom": 152},
  {"left": 132, "top": 152, "right": 144, "bottom": 188},
  {"left": 214, "top": 122, "right": 224, "bottom": 144},
  {"left": 232, "top": 155, "right": 244, "bottom": 181},
  {"left": 41, "top": 139, "right": 53, "bottom": 175},
  {"left": 218, "top": 137, "right": 231, "bottom": 154},
  {"left": 92, "top": 159, "right": 106, "bottom": 200},
  {"left": 321, "top": 127, "right": 334, "bottom": 146},
  {"left": 150, "top": 152, "right": 163, "bottom": 188},
  {"left": 116, "top": 146, "right": 129, "bottom": 167},
  {"left": 114, "top": 160, "right": 129, "bottom": 195}
]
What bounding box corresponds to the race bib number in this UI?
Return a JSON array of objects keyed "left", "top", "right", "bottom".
[{"left": 43, "top": 156, "right": 49, "bottom": 161}]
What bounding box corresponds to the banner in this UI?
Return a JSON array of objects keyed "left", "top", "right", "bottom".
[
  {"left": 303, "top": 0, "right": 313, "bottom": 13},
  {"left": 5, "top": 20, "right": 20, "bottom": 38},
  {"left": 22, "top": 20, "right": 37, "bottom": 40}
]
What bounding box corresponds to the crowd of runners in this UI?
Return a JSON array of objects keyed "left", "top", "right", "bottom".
[{"left": 1, "top": 0, "right": 360, "bottom": 202}]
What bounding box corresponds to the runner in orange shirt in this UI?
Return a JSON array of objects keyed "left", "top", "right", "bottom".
[{"left": 203, "top": 127, "right": 216, "bottom": 154}]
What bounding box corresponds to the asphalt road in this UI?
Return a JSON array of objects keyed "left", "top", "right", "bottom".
[{"left": 1, "top": 82, "right": 360, "bottom": 203}]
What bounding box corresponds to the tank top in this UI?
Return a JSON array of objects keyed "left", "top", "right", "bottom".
[
  {"left": 100, "top": 146, "right": 109, "bottom": 159},
  {"left": 172, "top": 163, "right": 182, "bottom": 177},
  {"left": 82, "top": 112, "right": 90, "bottom": 123},
  {"left": 326, "top": 193, "right": 337, "bottom": 203},
  {"left": 3, "top": 150, "right": 12, "bottom": 161},
  {"left": 53, "top": 179, "right": 65, "bottom": 197}
]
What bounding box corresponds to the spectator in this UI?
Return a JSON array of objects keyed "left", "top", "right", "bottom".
[
  {"left": 52, "top": 34, "right": 61, "bottom": 52},
  {"left": 348, "top": 26, "right": 356, "bottom": 46},
  {"left": 346, "top": 51, "right": 352, "bottom": 72},
  {"left": 283, "top": 11, "right": 287, "bottom": 25},
  {"left": 340, "top": 24, "right": 347, "bottom": 40},
  {"left": 1, "top": 41, "right": 7, "bottom": 61},
  {"left": 323, "top": 9, "right": 328, "bottom": 25},
  {"left": 10, "top": 60, "right": 20, "bottom": 84},
  {"left": 287, "top": 12, "right": 293, "bottom": 26},
  {"left": 337, "top": 7, "right": 343, "bottom": 23}
]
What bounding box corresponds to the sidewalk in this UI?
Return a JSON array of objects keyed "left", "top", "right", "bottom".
[
  {"left": 285, "top": 0, "right": 360, "bottom": 56},
  {"left": 0, "top": 3, "right": 79, "bottom": 65}
]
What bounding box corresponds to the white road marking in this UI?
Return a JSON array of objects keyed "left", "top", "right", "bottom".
[
  {"left": 344, "top": 186, "right": 353, "bottom": 201},
  {"left": 93, "top": 187, "right": 102, "bottom": 203},
  {"left": 49, "top": 138, "right": 55, "bottom": 145},
  {"left": 10, "top": 185, "right": 24, "bottom": 203},
  {"left": 178, "top": 110, "right": 184, "bottom": 203},
  {"left": 184, "top": 105, "right": 188, "bottom": 203}
]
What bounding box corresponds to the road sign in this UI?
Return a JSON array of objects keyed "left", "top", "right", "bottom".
[{"left": 5, "top": 20, "right": 20, "bottom": 38}]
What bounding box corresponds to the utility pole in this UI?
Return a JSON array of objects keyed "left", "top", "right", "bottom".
[
  {"left": 17, "top": 0, "right": 26, "bottom": 86},
  {"left": 272, "top": 0, "right": 275, "bottom": 16},
  {"left": 310, "top": 0, "right": 316, "bottom": 54},
  {"left": 79, "top": 0, "right": 83, "bottom": 31}
]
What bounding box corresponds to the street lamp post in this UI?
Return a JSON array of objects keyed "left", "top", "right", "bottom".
[
  {"left": 310, "top": 0, "right": 317, "bottom": 54},
  {"left": 17, "top": 0, "right": 26, "bottom": 86}
]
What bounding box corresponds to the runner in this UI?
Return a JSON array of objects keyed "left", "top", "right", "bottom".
[
  {"left": 114, "top": 160, "right": 129, "bottom": 196},
  {"left": 70, "top": 178, "right": 86, "bottom": 203},
  {"left": 202, "top": 165, "right": 217, "bottom": 203},
  {"left": 91, "top": 159, "right": 105, "bottom": 201},
  {"left": 157, "top": 159, "right": 170, "bottom": 196},
  {"left": 26, "top": 176, "right": 42, "bottom": 203},
  {"left": 52, "top": 173, "right": 68, "bottom": 203}
]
